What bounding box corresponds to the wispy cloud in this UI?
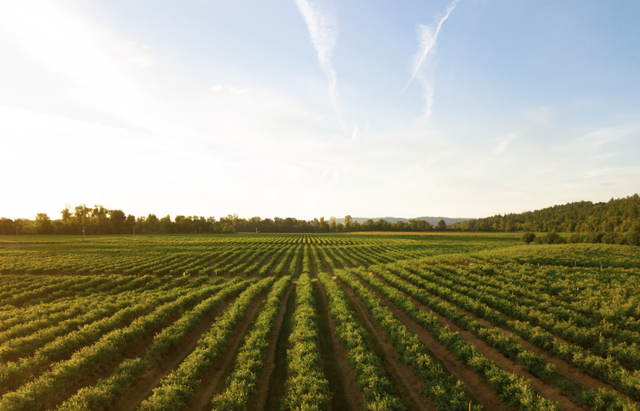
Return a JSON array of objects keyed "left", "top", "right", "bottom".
[
  {"left": 576, "top": 125, "right": 638, "bottom": 147},
  {"left": 294, "top": 0, "right": 347, "bottom": 133},
  {"left": 493, "top": 131, "right": 521, "bottom": 154},
  {"left": 403, "top": 0, "right": 461, "bottom": 123}
]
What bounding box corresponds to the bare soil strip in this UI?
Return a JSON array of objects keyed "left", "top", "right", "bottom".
[
  {"left": 335, "top": 279, "right": 436, "bottom": 411},
  {"left": 411, "top": 270, "right": 625, "bottom": 396},
  {"left": 261, "top": 285, "right": 297, "bottom": 411},
  {"left": 319, "top": 246, "right": 346, "bottom": 270},
  {"left": 249, "top": 283, "right": 294, "bottom": 410},
  {"left": 369, "top": 272, "right": 584, "bottom": 411},
  {"left": 185, "top": 289, "right": 272, "bottom": 411},
  {"left": 308, "top": 245, "right": 320, "bottom": 277},
  {"left": 328, "top": 248, "right": 355, "bottom": 269},
  {"left": 350, "top": 275, "right": 509, "bottom": 411},
  {"left": 313, "top": 280, "right": 363, "bottom": 411},
  {"left": 222, "top": 251, "right": 260, "bottom": 276},
  {"left": 107, "top": 295, "right": 240, "bottom": 411},
  {"left": 314, "top": 246, "right": 336, "bottom": 275},
  {"left": 268, "top": 250, "right": 293, "bottom": 276}
]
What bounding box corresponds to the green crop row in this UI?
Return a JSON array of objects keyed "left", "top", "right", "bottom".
[
  {"left": 282, "top": 272, "right": 331, "bottom": 410},
  {"left": 56, "top": 278, "right": 253, "bottom": 411},
  {"left": 137, "top": 276, "right": 276, "bottom": 411},
  {"left": 317, "top": 272, "right": 406, "bottom": 410},
  {"left": 211, "top": 275, "right": 292, "bottom": 410}
]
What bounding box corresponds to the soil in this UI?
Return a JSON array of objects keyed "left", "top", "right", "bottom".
[
  {"left": 350, "top": 275, "right": 509, "bottom": 411},
  {"left": 313, "top": 280, "right": 363, "bottom": 411},
  {"left": 308, "top": 245, "right": 320, "bottom": 277},
  {"left": 418, "top": 269, "right": 628, "bottom": 395},
  {"left": 316, "top": 245, "right": 345, "bottom": 270},
  {"left": 249, "top": 283, "right": 294, "bottom": 410},
  {"left": 369, "top": 272, "right": 584, "bottom": 411},
  {"left": 36, "top": 292, "right": 235, "bottom": 411},
  {"left": 186, "top": 288, "right": 271, "bottom": 411},
  {"left": 332, "top": 248, "right": 357, "bottom": 269},
  {"left": 268, "top": 250, "right": 294, "bottom": 276},
  {"left": 314, "top": 246, "right": 336, "bottom": 275},
  {"left": 261, "top": 285, "right": 297, "bottom": 410},
  {"left": 335, "top": 278, "right": 437, "bottom": 411},
  {"left": 107, "top": 295, "right": 240, "bottom": 411}
]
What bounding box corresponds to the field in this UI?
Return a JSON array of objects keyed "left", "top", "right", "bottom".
[{"left": 0, "top": 233, "right": 639, "bottom": 411}]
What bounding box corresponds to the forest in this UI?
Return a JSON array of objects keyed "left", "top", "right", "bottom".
[{"left": 451, "top": 195, "right": 640, "bottom": 233}]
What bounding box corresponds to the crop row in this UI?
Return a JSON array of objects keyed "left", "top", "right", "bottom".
[
  {"left": 346, "top": 267, "right": 561, "bottom": 411},
  {"left": 56, "top": 277, "right": 254, "bottom": 410},
  {"left": 137, "top": 276, "right": 276, "bottom": 411},
  {"left": 402, "top": 264, "right": 640, "bottom": 400},
  {"left": 317, "top": 272, "right": 406, "bottom": 410},
  {"left": 211, "top": 275, "right": 292, "bottom": 409},
  {"left": 373, "top": 264, "right": 638, "bottom": 410},
  {"left": 281, "top": 272, "right": 331, "bottom": 410}
]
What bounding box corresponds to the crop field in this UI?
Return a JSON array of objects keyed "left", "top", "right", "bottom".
[{"left": 0, "top": 233, "right": 639, "bottom": 411}]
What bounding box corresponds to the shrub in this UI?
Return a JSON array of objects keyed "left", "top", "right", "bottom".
[{"left": 521, "top": 233, "right": 536, "bottom": 245}]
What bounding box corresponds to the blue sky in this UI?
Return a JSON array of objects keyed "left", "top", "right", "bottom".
[{"left": 1, "top": 0, "right": 639, "bottom": 220}]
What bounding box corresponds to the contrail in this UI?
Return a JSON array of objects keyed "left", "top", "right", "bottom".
[
  {"left": 295, "top": 0, "right": 347, "bottom": 133},
  {"left": 402, "top": 0, "right": 461, "bottom": 93}
]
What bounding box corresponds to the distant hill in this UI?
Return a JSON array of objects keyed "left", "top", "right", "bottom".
[
  {"left": 450, "top": 194, "right": 640, "bottom": 233},
  {"left": 336, "top": 216, "right": 473, "bottom": 226}
]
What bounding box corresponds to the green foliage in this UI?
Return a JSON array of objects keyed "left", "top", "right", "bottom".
[
  {"left": 521, "top": 232, "right": 536, "bottom": 244},
  {"left": 451, "top": 194, "right": 640, "bottom": 234},
  {"left": 282, "top": 273, "right": 332, "bottom": 410},
  {"left": 211, "top": 276, "right": 291, "bottom": 410},
  {"left": 318, "top": 272, "right": 406, "bottom": 410}
]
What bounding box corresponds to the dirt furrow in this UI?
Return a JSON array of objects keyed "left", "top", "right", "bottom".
[
  {"left": 107, "top": 295, "right": 241, "bottom": 411},
  {"left": 369, "top": 272, "right": 584, "bottom": 411},
  {"left": 313, "top": 280, "right": 363, "bottom": 411},
  {"left": 335, "top": 278, "right": 437, "bottom": 411},
  {"left": 186, "top": 288, "right": 272, "bottom": 411},
  {"left": 349, "top": 275, "right": 509, "bottom": 411},
  {"left": 249, "top": 283, "right": 295, "bottom": 411},
  {"left": 314, "top": 247, "right": 336, "bottom": 275},
  {"left": 410, "top": 270, "right": 625, "bottom": 396}
]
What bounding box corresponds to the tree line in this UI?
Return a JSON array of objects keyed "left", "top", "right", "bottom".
[
  {"left": 0, "top": 205, "right": 441, "bottom": 235},
  {"left": 450, "top": 194, "right": 639, "bottom": 233},
  {"left": 451, "top": 194, "right": 640, "bottom": 246}
]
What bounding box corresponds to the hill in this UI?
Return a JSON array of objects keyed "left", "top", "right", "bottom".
[{"left": 450, "top": 194, "right": 640, "bottom": 233}]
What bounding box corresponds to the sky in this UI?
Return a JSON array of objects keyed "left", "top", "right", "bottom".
[{"left": 1, "top": 0, "right": 639, "bottom": 221}]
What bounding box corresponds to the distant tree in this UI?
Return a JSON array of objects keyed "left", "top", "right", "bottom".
[
  {"left": 329, "top": 216, "right": 336, "bottom": 232},
  {"left": 221, "top": 224, "right": 236, "bottom": 234},
  {"left": 110, "top": 210, "right": 126, "bottom": 234},
  {"left": 436, "top": 219, "right": 447, "bottom": 231},
  {"left": 249, "top": 216, "right": 261, "bottom": 232},
  {"left": 124, "top": 214, "right": 136, "bottom": 233},
  {"left": 344, "top": 215, "right": 352, "bottom": 231},
  {"left": 0, "top": 218, "right": 15, "bottom": 235},
  {"left": 144, "top": 214, "right": 160, "bottom": 233},
  {"left": 521, "top": 232, "right": 536, "bottom": 244},
  {"left": 362, "top": 219, "right": 375, "bottom": 231},
  {"left": 74, "top": 204, "right": 90, "bottom": 233},
  {"left": 34, "top": 213, "right": 53, "bottom": 234},
  {"left": 160, "top": 215, "right": 173, "bottom": 233}
]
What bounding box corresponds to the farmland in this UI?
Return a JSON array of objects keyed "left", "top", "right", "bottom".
[{"left": 0, "top": 233, "right": 639, "bottom": 410}]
